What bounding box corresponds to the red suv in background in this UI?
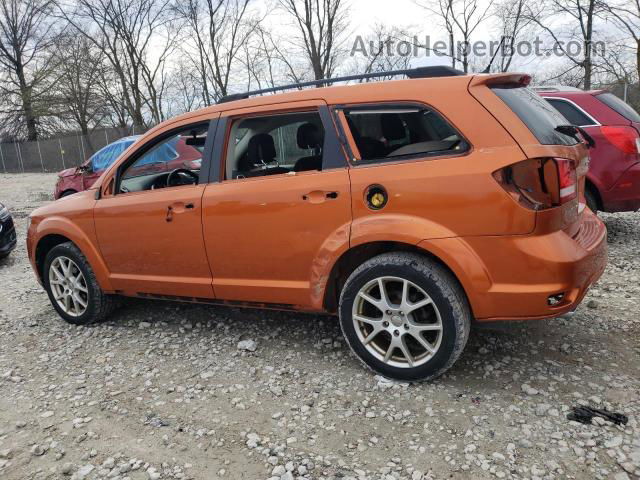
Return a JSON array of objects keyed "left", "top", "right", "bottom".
[{"left": 535, "top": 86, "right": 640, "bottom": 213}]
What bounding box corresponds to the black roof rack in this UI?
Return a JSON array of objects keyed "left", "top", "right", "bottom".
[{"left": 217, "top": 66, "right": 465, "bottom": 104}]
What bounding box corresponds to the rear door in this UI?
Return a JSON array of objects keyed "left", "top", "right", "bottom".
[{"left": 201, "top": 100, "right": 351, "bottom": 308}]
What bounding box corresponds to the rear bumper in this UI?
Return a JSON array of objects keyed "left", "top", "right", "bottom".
[
  {"left": 424, "top": 209, "right": 607, "bottom": 321},
  {"left": 602, "top": 161, "right": 640, "bottom": 213}
]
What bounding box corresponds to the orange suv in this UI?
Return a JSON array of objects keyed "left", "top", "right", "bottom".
[{"left": 27, "top": 67, "right": 607, "bottom": 381}]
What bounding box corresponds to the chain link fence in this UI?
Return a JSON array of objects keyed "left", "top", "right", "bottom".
[{"left": 0, "top": 127, "right": 144, "bottom": 174}]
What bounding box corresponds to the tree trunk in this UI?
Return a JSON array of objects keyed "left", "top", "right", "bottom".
[
  {"left": 583, "top": 0, "right": 595, "bottom": 90},
  {"left": 449, "top": 32, "right": 455, "bottom": 69},
  {"left": 637, "top": 39, "right": 640, "bottom": 89},
  {"left": 16, "top": 64, "right": 38, "bottom": 141}
]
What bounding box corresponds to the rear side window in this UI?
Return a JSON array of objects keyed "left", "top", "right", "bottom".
[
  {"left": 545, "top": 98, "right": 595, "bottom": 127},
  {"left": 596, "top": 92, "right": 640, "bottom": 123},
  {"left": 343, "top": 106, "right": 468, "bottom": 162},
  {"left": 491, "top": 86, "right": 577, "bottom": 145},
  {"left": 225, "top": 111, "right": 326, "bottom": 180}
]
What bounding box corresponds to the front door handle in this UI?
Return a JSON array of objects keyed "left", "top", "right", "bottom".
[
  {"left": 302, "top": 191, "right": 339, "bottom": 204},
  {"left": 166, "top": 202, "right": 195, "bottom": 222}
]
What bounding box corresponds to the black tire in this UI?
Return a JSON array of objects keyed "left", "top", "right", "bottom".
[
  {"left": 60, "top": 190, "right": 77, "bottom": 198},
  {"left": 585, "top": 188, "right": 598, "bottom": 213},
  {"left": 339, "top": 253, "right": 471, "bottom": 382},
  {"left": 43, "top": 242, "right": 119, "bottom": 325}
]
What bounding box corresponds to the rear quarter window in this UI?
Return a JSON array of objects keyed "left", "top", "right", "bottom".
[
  {"left": 545, "top": 98, "right": 596, "bottom": 127},
  {"left": 343, "top": 106, "right": 469, "bottom": 163},
  {"left": 596, "top": 92, "right": 640, "bottom": 123},
  {"left": 491, "top": 86, "right": 578, "bottom": 145}
]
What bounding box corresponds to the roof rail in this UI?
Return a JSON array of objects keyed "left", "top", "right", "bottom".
[{"left": 217, "top": 66, "right": 465, "bottom": 104}]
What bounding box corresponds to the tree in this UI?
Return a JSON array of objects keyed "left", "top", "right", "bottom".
[
  {"left": 174, "top": 0, "right": 256, "bottom": 104},
  {"left": 59, "top": 0, "right": 176, "bottom": 128},
  {"left": 415, "top": 0, "right": 457, "bottom": 68},
  {"left": 524, "top": 0, "right": 604, "bottom": 89},
  {"left": 416, "top": 0, "right": 494, "bottom": 72},
  {"left": 52, "top": 33, "right": 108, "bottom": 135},
  {"left": 0, "top": 0, "right": 57, "bottom": 140},
  {"left": 277, "top": 0, "right": 350, "bottom": 80},
  {"left": 603, "top": 0, "right": 640, "bottom": 85},
  {"left": 347, "top": 24, "right": 413, "bottom": 78},
  {"left": 492, "top": 0, "right": 536, "bottom": 72}
]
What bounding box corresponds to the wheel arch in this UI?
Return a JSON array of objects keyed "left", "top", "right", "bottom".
[
  {"left": 59, "top": 189, "right": 78, "bottom": 198},
  {"left": 321, "top": 241, "right": 473, "bottom": 315},
  {"left": 33, "top": 218, "right": 113, "bottom": 291},
  {"left": 584, "top": 177, "right": 603, "bottom": 211}
]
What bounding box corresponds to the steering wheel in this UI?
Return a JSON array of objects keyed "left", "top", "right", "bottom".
[{"left": 166, "top": 168, "right": 199, "bottom": 187}]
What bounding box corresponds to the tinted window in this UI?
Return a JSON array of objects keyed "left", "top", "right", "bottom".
[
  {"left": 596, "top": 92, "right": 640, "bottom": 122},
  {"left": 491, "top": 86, "right": 577, "bottom": 145},
  {"left": 545, "top": 99, "right": 594, "bottom": 126},
  {"left": 343, "top": 107, "right": 467, "bottom": 162}
]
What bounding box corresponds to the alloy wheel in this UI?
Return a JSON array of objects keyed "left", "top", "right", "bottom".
[
  {"left": 352, "top": 276, "right": 443, "bottom": 368},
  {"left": 48, "top": 256, "right": 89, "bottom": 317}
]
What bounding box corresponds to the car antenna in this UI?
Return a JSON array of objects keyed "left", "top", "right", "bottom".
[{"left": 482, "top": 36, "right": 507, "bottom": 74}]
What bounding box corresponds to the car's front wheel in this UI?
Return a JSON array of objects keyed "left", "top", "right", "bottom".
[
  {"left": 43, "top": 242, "right": 119, "bottom": 325},
  {"left": 339, "top": 253, "right": 470, "bottom": 382}
]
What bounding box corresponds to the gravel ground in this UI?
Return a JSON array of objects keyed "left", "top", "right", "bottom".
[{"left": 0, "top": 172, "right": 639, "bottom": 480}]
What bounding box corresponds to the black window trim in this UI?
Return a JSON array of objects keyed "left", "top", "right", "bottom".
[
  {"left": 213, "top": 104, "right": 347, "bottom": 183},
  {"left": 543, "top": 96, "right": 600, "bottom": 128},
  {"left": 331, "top": 101, "right": 472, "bottom": 167},
  {"left": 112, "top": 119, "right": 216, "bottom": 196}
]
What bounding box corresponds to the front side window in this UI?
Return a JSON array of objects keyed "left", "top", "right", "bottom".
[
  {"left": 119, "top": 124, "right": 208, "bottom": 193},
  {"left": 545, "top": 98, "right": 595, "bottom": 127},
  {"left": 225, "top": 111, "right": 325, "bottom": 180},
  {"left": 342, "top": 106, "right": 468, "bottom": 162}
]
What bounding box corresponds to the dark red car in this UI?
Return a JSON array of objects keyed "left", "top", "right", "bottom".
[
  {"left": 535, "top": 87, "right": 640, "bottom": 213},
  {"left": 54, "top": 135, "right": 203, "bottom": 199}
]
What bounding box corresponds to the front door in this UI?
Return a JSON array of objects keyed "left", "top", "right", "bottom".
[
  {"left": 94, "top": 119, "right": 216, "bottom": 298},
  {"left": 201, "top": 103, "right": 351, "bottom": 308}
]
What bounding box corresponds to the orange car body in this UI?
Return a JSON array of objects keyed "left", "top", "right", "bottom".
[{"left": 27, "top": 72, "right": 607, "bottom": 322}]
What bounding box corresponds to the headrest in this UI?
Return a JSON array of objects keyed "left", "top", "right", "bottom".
[
  {"left": 381, "top": 114, "right": 406, "bottom": 141},
  {"left": 247, "top": 133, "right": 276, "bottom": 164},
  {"left": 297, "top": 123, "right": 323, "bottom": 149}
]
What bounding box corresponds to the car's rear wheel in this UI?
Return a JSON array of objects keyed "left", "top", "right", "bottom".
[
  {"left": 60, "top": 190, "right": 77, "bottom": 198},
  {"left": 339, "top": 253, "right": 470, "bottom": 382},
  {"left": 43, "top": 242, "right": 119, "bottom": 325}
]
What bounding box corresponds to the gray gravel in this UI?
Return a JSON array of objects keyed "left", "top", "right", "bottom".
[{"left": 0, "top": 172, "right": 639, "bottom": 480}]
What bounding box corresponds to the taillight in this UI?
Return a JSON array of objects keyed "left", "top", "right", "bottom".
[
  {"left": 601, "top": 126, "right": 640, "bottom": 154},
  {"left": 556, "top": 158, "right": 577, "bottom": 204},
  {"left": 493, "top": 157, "right": 577, "bottom": 210}
]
